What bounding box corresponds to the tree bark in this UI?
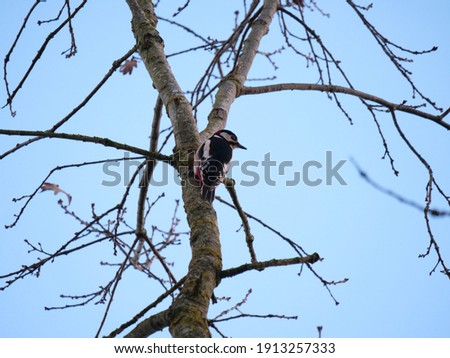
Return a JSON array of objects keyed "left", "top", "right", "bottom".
[
  {"left": 125, "top": 0, "right": 279, "bottom": 337},
  {"left": 126, "top": 0, "right": 219, "bottom": 338}
]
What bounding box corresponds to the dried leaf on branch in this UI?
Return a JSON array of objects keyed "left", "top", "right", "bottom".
[
  {"left": 40, "top": 182, "right": 72, "bottom": 205},
  {"left": 120, "top": 56, "right": 138, "bottom": 75}
]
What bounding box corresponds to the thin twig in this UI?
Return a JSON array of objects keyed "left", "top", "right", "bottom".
[
  {"left": 350, "top": 158, "right": 450, "bottom": 217},
  {"left": 61, "top": 0, "right": 78, "bottom": 58},
  {"left": 216, "top": 196, "right": 346, "bottom": 305},
  {"left": 2, "top": 0, "right": 88, "bottom": 110},
  {"left": 390, "top": 110, "right": 450, "bottom": 278},
  {"left": 134, "top": 96, "right": 163, "bottom": 264},
  {"left": 2, "top": 0, "right": 41, "bottom": 116},
  {"left": 142, "top": 233, "right": 177, "bottom": 285},
  {"left": 347, "top": 0, "right": 440, "bottom": 111},
  {"left": 5, "top": 156, "right": 144, "bottom": 229},
  {"left": 0, "top": 229, "right": 133, "bottom": 291},
  {"left": 223, "top": 178, "right": 257, "bottom": 263},
  {"left": 95, "top": 239, "right": 139, "bottom": 338},
  {"left": 0, "top": 46, "right": 137, "bottom": 160}
]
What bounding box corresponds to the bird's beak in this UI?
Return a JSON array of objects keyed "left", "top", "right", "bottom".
[{"left": 236, "top": 142, "right": 247, "bottom": 150}]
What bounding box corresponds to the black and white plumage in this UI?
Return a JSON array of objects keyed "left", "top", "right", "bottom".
[{"left": 194, "top": 129, "right": 246, "bottom": 203}]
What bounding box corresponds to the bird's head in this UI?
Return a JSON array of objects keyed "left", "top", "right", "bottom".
[{"left": 214, "top": 129, "right": 247, "bottom": 150}]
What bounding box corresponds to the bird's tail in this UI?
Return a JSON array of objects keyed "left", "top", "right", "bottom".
[{"left": 201, "top": 185, "right": 215, "bottom": 203}]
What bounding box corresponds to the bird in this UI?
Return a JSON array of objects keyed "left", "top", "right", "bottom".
[{"left": 194, "top": 129, "right": 246, "bottom": 203}]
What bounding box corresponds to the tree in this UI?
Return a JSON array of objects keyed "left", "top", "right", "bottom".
[{"left": 1, "top": 0, "right": 449, "bottom": 338}]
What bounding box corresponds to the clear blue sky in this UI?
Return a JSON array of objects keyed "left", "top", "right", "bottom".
[{"left": 0, "top": 1, "right": 449, "bottom": 338}]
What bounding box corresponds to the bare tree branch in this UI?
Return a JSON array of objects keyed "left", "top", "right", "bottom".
[
  {"left": 126, "top": 0, "right": 217, "bottom": 338},
  {"left": 277, "top": 5, "right": 439, "bottom": 175},
  {"left": 124, "top": 309, "right": 170, "bottom": 338},
  {"left": 4, "top": 156, "right": 142, "bottom": 229},
  {"left": 240, "top": 83, "right": 450, "bottom": 130},
  {"left": 351, "top": 158, "right": 450, "bottom": 217},
  {"left": 105, "top": 277, "right": 185, "bottom": 338},
  {"left": 2, "top": 0, "right": 41, "bottom": 116},
  {"left": 133, "top": 96, "right": 163, "bottom": 265},
  {"left": 189, "top": 0, "right": 262, "bottom": 115},
  {"left": 95, "top": 239, "right": 139, "bottom": 338},
  {"left": 0, "top": 229, "right": 133, "bottom": 291},
  {"left": 2, "top": 0, "right": 88, "bottom": 112},
  {"left": 208, "top": 288, "right": 298, "bottom": 337},
  {"left": 346, "top": 0, "right": 440, "bottom": 111},
  {"left": 221, "top": 254, "right": 320, "bottom": 279},
  {"left": 125, "top": 0, "right": 283, "bottom": 338},
  {"left": 223, "top": 178, "right": 258, "bottom": 263},
  {"left": 390, "top": 110, "right": 450, "bottom": 278},
  {"left": 61, "top": 0, "right": 78, "bottom": 58},
  {"left": 2, "top": 0, "right": 448, "bottom": 339},
  {"left": 0, "top": 46, "right": 138, "bottom": 160},
  {"left": 216, "top": 195, "right": 347, "bottom": 305},
  {"left": 0, "top": 129, "right": 173, "bottom": 161},
  {"left": 202, "top": 0, "right": 277, "bottom": 140}
]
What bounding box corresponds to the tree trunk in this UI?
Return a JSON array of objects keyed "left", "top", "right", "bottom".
[{"left": 125, "top": 0, "right": 279, "bottom": 337}]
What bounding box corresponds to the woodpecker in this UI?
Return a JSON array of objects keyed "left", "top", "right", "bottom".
[{"left": 194, "top": 129, "right": 246, "bottom": 203}]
